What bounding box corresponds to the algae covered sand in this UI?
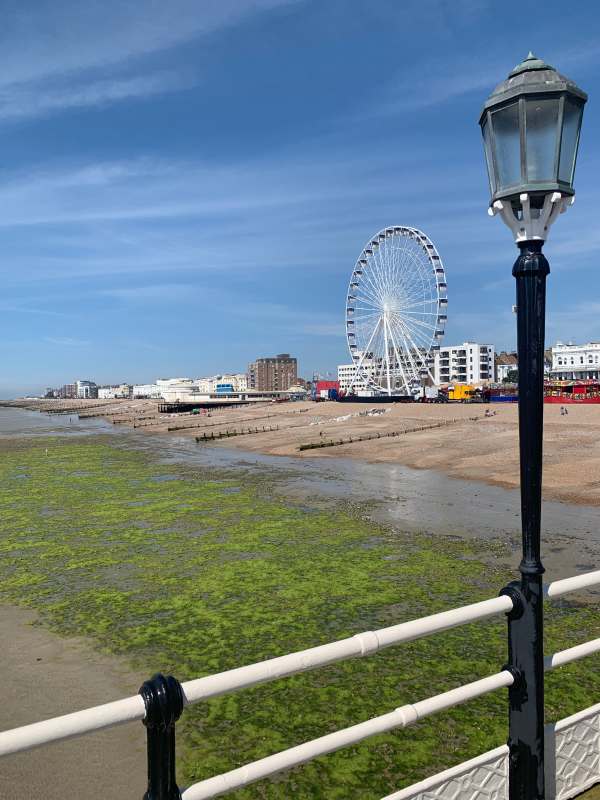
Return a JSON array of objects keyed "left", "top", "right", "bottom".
[{"left": 0, "top": 435, "right": 598, "bottom": 799}]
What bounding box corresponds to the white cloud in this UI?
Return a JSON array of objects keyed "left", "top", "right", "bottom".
[
  {"left": 0, "top": 71, "right": 196, "bottom": 122},
  {"left": 43, "top": 336, "right": 90, "bottom": 347},
  {"left": 0, "top": 1, "right": 296, "bottom": 88},
  {"left": 0, "top": 0, "right": 296, "bottom": 120}
]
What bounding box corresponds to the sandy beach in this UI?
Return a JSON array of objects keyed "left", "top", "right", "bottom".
[
  {"left": 0, "top": 606, "right": 144, "bottom": 800},
  {"left": 9, "top": 397, "right": 600, "bottom": 507}
]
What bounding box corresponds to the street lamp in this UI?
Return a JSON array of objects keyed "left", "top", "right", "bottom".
[{"left": 479, "top": 54, "right": 586, "bottom": 800}]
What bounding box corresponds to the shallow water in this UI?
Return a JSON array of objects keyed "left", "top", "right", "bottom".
[
  {"left": 0, "top": 407, "right": 114, "bottom": 437},
  {"left": 2, "top": 406, "right": 599, "bottom": 581}
]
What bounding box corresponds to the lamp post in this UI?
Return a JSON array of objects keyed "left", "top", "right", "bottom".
[{"left": 479, "top": 54, "right": 586, "bottom": 799}]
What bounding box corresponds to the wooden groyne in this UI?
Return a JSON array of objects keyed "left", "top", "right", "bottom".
[
  {"left": 195, "top": 425, "right": 279, "bottom": 443},
  {"left": 298, "top": 416, "right": 484, "bottom": 451}
]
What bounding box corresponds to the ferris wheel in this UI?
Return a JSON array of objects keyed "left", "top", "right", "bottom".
[{"left": 345, "top": 226, "right": 447, "bottom": 396}]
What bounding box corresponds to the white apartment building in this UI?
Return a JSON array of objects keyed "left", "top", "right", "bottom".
[
  {"left": 131, "top": 384, "right": 162, "bottom": 399},
  {"left": 337, "top": 362, "right": 373, "bottom": 393},
  {"left": 76, "top": 379, "right": 98, "bottom": 399},
  {"left": 551, "top": 341, "right": 600, "bottom": 380},
  {"left": 98, "top": 384, "right": 130, "bottom": 399},
  {"left": 434, "top": 342, "right": 495, "bottom": 386}
]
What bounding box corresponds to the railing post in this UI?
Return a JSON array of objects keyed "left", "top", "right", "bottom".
[{"left": 139, "top": 673, "right": 185, "bottom": 800}]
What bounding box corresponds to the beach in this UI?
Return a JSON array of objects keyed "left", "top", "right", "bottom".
[
  {"left": 8, "top": 397, "right": 600, "bottom": 506},
  {"left": 1, "top": 404, "right": 599, "bottom": 798}
]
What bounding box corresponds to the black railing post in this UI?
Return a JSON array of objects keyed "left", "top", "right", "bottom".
[
  {"left": 505, "top": 239, "right": 549, "bottom": 800},
  {"left": 139, "top": 673, "right": 185, "bottom": 800}
]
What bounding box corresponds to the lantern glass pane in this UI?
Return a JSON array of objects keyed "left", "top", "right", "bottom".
[
  {"left": 525, "top": 97, "right": 560, "bottom": 182},
  {"left": 558, "top": 98, "right": 582, "bottom": 184},
  {"left": 491, "top": 103, "right": 520, "bottom": 190},
  {"left": 482, "top": 118, "right": 496, "bottom": 194}
]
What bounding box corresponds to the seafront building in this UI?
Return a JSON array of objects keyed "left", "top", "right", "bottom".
[
  {"left": 433, "top": 342, "right": 494, "bottom": 386},
  {"left": 61, "top": 383, "right": 77, "bottom": 399},
  {"left": 131, "top": 384, "right": 162, "bottom": 399},
  {"left": 98, "top": 384, "right": 131, "bottom": 399},
  {"left": 248, "top": 354, "right": 297, "bottom": 391},
  {"left": 76, "top": 380, "right": 98, "bottom": 399},
  {"left": 551, "top": 341, "right": 600, "bottom": 380},
  {"left": 495, "top": 351, "right": 518, "bottom": 382},
  {"left": 337, "top": 362, "right": 373, "bottom": 393},
  {"left": 196, "top": 373, "right": 248, "bottom": 393}
]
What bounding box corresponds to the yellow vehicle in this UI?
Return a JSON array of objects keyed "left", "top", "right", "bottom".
[{"left": 447, "top": 383, "right": 476, "bottom": 402}]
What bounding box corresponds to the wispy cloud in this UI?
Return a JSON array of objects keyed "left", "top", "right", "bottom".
[
  {"left": 372, "top": 40, "right": 600, "bottom": 117},
  {"left": 43, "top": 336, "right": 90, "bottom": 347},
  {"left": 0, "top": 71, "right": 196, "bottom": 122},
  {"left": 0, "top": 303, "right": 71, "bottom": 318},
  {"left": 0, "top": 1, "right": 296, "bottom": 87},
  {"left": 100, "top": 283, "right": 199, "bottom": 302},
  {"left": 0, "top": 0, "right": 296, "bottom": 120}
]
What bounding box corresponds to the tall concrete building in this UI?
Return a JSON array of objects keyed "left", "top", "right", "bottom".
[
  {"left": 434, "top": 342, "right": 494, "bottom": 385},
  {"left": 248, "top": 354, "right": 297, "bottom": 391}
]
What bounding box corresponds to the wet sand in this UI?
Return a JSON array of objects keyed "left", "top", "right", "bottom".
[
  {"left": 7, "top": 398, "right": 600, "bottom": 507},
  {"left": 0, "top": 606, "right": 145, "bottom": 800}
]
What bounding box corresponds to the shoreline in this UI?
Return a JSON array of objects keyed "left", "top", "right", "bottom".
[
  {"left": 2, "top": 404, "right": 600, "bottom": 584},
  {"left": 5, "top": 397, "right": 600, "bottom": 508}
]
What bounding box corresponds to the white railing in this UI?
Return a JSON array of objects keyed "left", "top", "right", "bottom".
[{"left": 1, "top": 569, "right": 600, "bottom": 798}]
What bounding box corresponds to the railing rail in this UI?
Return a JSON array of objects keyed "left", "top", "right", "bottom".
[
  {"left": 0, "top": 593, "right": 515, "bottom": 757},
  {"left": 180, "top": 671, "right": 515, "bottom": 800},
  {"left": 1, "top": 569, "right": 600, "bottom": 798}
]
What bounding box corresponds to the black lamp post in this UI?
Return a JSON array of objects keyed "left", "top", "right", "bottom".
[{"left": 479, "top": 54, "right": 586, "bottom": 799}]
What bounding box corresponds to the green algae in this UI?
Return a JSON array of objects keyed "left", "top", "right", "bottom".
[{"left": 0, "top": 435, "right": 598, "bottom": 798}]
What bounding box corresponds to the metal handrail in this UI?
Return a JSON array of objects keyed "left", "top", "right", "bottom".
[
  {"left": 180, "top": 672, "right": 515, "bottom": 800},
  {"left": 181, "top": 637, "right": 600, "bottom": 800},
  {"left": 0, "top": 593, "right": 514, "bottom": 757},
  {"left": 0, "top": 568, "right": 598, "bottom": 769}
]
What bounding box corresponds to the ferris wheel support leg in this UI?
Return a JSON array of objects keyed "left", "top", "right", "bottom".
[
  {"left": 386, "top": 321, "right": 411, "bottom": 396},
  {"left": 383, "top": 314, "right": 392, "bottom": 395}
]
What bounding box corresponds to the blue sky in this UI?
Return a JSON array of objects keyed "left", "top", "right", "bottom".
[{"left": 2, "top": 0, "right": 600, "bottom": 396}]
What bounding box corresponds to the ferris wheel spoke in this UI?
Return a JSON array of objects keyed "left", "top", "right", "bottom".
[
  {"left": 354, "top": 279, "right": 383, "bottom": 307},
  {"left": 396, "top": 319, "right": 435, "bottom": 359},
  {"left": 397, "top": 322, "right": 433, "bottom": 354},
  {"left": 359, "top": 278, "right": 386, "bottom": 310},
  {"left": 397, "top": 297, "right": 439, "bottom": 310},
  {"left": 368, "top": 257, "right": 389, "bottom": 304},
  {"left": 353, "top": 295, "right": 385, "bottom": 312},
  {"left": 397, "top": 307, "right": 439, "bottom": 318},
  {"left": 392, "top": 310, "right": 438, "bottom": 336}
]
